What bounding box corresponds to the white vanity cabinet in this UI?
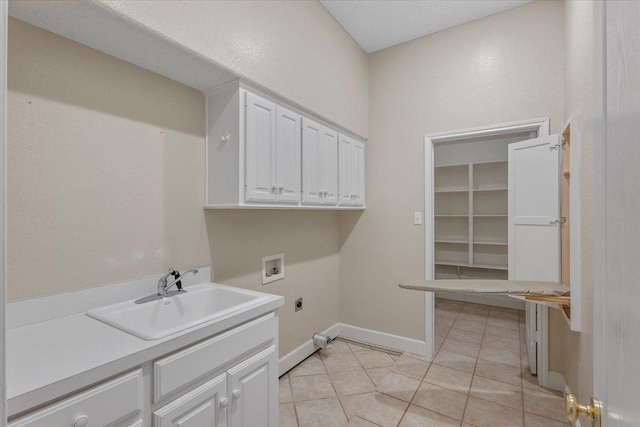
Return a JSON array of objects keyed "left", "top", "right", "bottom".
[
  {"left": 338, "top": 134, "right": 365, "bottom": 207},
  {"left": 152, "top": 345, "right": 277, "bottom": 427},
  {"left": 205, "top": 81, "right": 364, "bottom": 209},
  {"left": 9, "top": 313, "right": 280, "bottom": 427}
]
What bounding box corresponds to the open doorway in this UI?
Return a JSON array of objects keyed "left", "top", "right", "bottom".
[{"left": 424, "top": 118, "right": 555, "bottom": 386}]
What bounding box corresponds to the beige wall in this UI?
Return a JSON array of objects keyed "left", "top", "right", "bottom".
[
  {"left": 7, "top": 6, "right": 353, "bottom": 356},
  {"left": 98, "top": 0, "right": 369, "bottom": 139},
  {"left": 206, "top": 210, "right": 340, "bottom": 356},
  {"left": 549, "top": 0, "right": 595, "bottom": 407},
  {"left": 339, "top": 1, "right": 565, "bottom": 340},
  {"left": 7, "top": 18, "right": 209, "bottom": 301}
]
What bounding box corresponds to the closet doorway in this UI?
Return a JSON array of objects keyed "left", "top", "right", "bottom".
[{"left": 424, "top": 118, "right": 552, "bottom": 377}]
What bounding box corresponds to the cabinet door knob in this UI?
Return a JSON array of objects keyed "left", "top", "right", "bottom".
[
  {"left": 232, "top": 389, "right": 242, "bottom": 399},
  {"left": 271, "top": 185, "right": 277, "bottom": 194},
  {"left": 220, "top": 397, "right": 230, "bottom": 408},
  {"left": 73, "top": 416, "right": 89, "bottom": 427},
  {"left": 279, "top": 185, "right": 285, "bottom": 193}
]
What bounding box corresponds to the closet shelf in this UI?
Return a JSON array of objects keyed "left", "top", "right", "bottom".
[
  {"left": 473, "top": 186, "right": 508, "bottom": 192},
  {"left": 473, "top": 214, "right": 507, "bottom": 217},
  {"left": 472, "top": 263, "right": 509, "bottom": 271},
  {"left": 434, "top": 187, "right": 469, "bottom": 193},
  {"left": 435, "top": 261, "right": 470, "bottom": 268},
  {"left": 435, "top": 214, "right": 469, "bottom": 217},
  {"left": 474, "top": 241, "right": 508, "bottom": 246},
  {"left": 435, "top": 239, "right": 469, "bottom": 244}
]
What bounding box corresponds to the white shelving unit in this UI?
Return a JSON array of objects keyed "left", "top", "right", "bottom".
[{"left": 434, "top": 161, "right": 508, "bottom": 279}]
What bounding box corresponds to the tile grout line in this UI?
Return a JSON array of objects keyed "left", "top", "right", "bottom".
[
  {"left": 459, "top": 302, "right": 481, "bottom": 427},
  {"left": 319, "top": 345, "right": 362, "bottom": 425}
]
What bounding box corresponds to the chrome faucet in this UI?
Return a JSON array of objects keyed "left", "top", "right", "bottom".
[
  {"left": 135, "top": 268, "right": 199, "bottom": 304},
  {"left": 158, "top": 268, "right": 198, "bottom": 296}
]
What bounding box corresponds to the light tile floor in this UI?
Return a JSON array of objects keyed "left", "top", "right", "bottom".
[{"left": 279, "top": 299, "right": 569, "bottom": 427}]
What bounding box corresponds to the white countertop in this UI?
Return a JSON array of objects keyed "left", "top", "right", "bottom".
[{"left": 7, "top": 281, "right": 284, "bottom": 417}]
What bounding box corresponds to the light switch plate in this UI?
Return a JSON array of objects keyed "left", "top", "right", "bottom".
[{"left": 414, "top": 212, "right": 423, "bottom": 225}]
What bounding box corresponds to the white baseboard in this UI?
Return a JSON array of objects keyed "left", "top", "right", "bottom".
[
  {"left": 278, "top": 322, "right": 429, "bottom": 376},
  {"left": 337, "top": 323, "right": 428, "bottom": 356},
  {"left": 547, "top": 371, "right": 565, "bottom": 393},
  {"left": 278, "top": 324, "right": 339, "bottom": 376},
  {"left": 436, "top": 292, "right": 525, "bottom": 310}
]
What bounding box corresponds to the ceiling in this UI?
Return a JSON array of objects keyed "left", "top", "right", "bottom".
[{"left": 320, "top": 0, "right": 534, "bottom": 53}]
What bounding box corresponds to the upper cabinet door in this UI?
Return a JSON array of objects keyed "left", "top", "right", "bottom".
[
  {"left": 245, "top": 92, "right": 277, "bottom": 203},
  {"left": 275, "top": 106, "right": 301, "bottom": 204},
  {"left": 352, "top": 140, "right": 365, "bottom": 206},
  {"left": 338, "top": 135, "right": 354, "bottom": 206},
  {"left": 302, "top": 118, "right": 323, "bottom": 205},
  {"left": 320, "top": 127, "right": 339, "bottom": 205}
]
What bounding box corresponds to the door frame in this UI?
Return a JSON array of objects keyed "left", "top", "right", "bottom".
[
  {"left": 423, "top": 117, "right": 549, "bottom": 363},
  {"left": 0, "top": 1, "right": 7, "bottom": 424}
]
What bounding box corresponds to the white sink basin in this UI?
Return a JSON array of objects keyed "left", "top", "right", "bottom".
[{"left": 87, "top": 283, "right": 270, "bottom": 340}]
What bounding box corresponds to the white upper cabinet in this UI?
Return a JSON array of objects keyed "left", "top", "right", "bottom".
[
  {"left": 319, "top": 127, "right": 339, "bottom": 205},
  {"left": 245, "top": 93, "right": 301, "bottom": 204},
  {"left": 301, "top": 118, "right": 323, "bottom": 205},
  {"left": 302, "top": 119, "right": 339, "bottom": 206},
  {"left": 352, "top": 140, "right": 365, "bottom": 206},
  {"left": 205, "top": 81, "right": 364, "bottom": 210},
  {"left": 245, "top": 92, "right": 277, "bottom": 203},
  {"left": 339, "top": 135, "right": 365, "bottom": 206},
  {"left": 275, "top": 106, "right": 301, "bottom": 204}
]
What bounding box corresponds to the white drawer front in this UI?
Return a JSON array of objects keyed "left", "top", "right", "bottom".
[
  {"left": 10, "top": 370, "right": 143, "bottom": 427},
  {"left": 154, "top": 314, "right": 277, "bottom": 402}
]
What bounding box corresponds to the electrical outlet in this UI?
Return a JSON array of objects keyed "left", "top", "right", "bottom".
[{"left": 295, "top": 297, "right": 303, "bottom": 312}]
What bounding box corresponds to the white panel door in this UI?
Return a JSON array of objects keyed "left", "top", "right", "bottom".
[
  {"left": 594, "top": 1, "right": 640, "bottom": 424},
  {"left": 508, "top": 134, "right": 560, "bottom": 375},
  {"left": 153, "top": 374, "right": 228, "bottom": 427},
  {"left": 245, "top": 92, "right": 276, "bottom": 203},
  {"left": 320, "top": 127, "right": 338, "bottom": 205},
  {"left": 338, "top": 134, "right": 354, "bottom": 206},
  {"left": 352, "top": 140, "right": 365, "bottom": 206},
  {"left": 275, "top": 106, "right": 301, "bottom": 204},
  {"left": 301, "top": 118, "right": 323, "bottom": 205},
  {"left": 228, "top": 346, "right": 277, "bottom": 427}
]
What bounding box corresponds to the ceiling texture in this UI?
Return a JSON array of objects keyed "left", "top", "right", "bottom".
[{"left": 320, "top": 0, "right": 534, "bottom": 53}]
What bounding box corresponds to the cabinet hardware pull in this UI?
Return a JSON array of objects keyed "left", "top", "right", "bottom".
[
  {"left": 279, "top": 185, "right": 285, "bottom": 193},
  {"left": 232, "top": 389, "right": 242, "bottom": 399},
  {"left": 73, "top": 416, "right": 89, "bottom": 427},
  {"left": 220, "top": 397, "right": 230, "bottom": 408}
]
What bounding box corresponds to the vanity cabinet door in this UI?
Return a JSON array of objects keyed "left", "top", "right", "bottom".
[
  {"left": 227, "top": 345, "right": 278, "bottom": 427},
  {"left": 153, "top": 373, "right": 228, "bottom": 427}
]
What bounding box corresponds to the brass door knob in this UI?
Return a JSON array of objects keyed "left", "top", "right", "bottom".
[{"left": 565, "top": 394, "right": 602, "bottom": 427}]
